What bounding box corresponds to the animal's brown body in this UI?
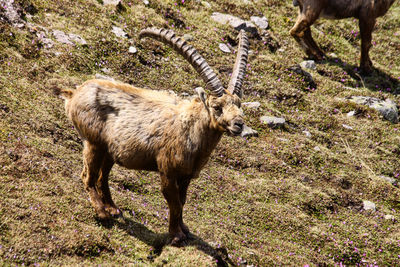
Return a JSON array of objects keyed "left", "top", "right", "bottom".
[
  {"left": 60, "top": 28, "right": 250, "bottom": 245},
  {"left": 290, "top": 0, "right": 396, "bottom": 73}
]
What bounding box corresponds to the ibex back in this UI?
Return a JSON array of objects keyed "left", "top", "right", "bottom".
[
  {"left": 290, "top": 0, "right": 396, "bottom": 73},
  {"left": 60, "top": 28, "right": 251, "bottom": 245}
]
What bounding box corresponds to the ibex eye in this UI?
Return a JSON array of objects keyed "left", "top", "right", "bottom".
[{"left": 213, "top": 106, "right": 222, "bottom": 112}]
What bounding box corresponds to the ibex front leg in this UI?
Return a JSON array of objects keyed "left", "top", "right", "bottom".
[
  {"left": 178, "top": 178, "right": 192, "bottom": 235},
  {"left": 161, "top": 173, "right": 187, "bottom": 246},
  {"left": 290, "top": 2, "right": 324, "bottom": 60}
]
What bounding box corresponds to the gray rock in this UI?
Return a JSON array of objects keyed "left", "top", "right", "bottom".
[
  {"left": 363, "top": 200, "right": 376, "bottom": 211},
  {"left": 260, "top": 116, "right": 285, "bottom": 128},
  {"left": 0, "top": 0, "right": 25, "bottom": 27},
  {"left": 95, "top": 74, "right": 115, "bottom": 81},
  {"left": 35, "top": 31, "right": 54, "bottom": 49},
  {"left": 250, "top": 16, "right": 268, "bottom": 29},
  {"left": 211, "top": 12, "right": 257, "bottom": 35},
  {"left": 219, "top": 43, "right": 231, "bottom": 53},
  {"left": 302, "top": 130, "right": 312, "bottom": 138},
  {"left": 68, "top": 33, "right": 87, "bottom": 45},
  {"left": 128, "top": 46, "right": 137, "bottom": 54},
  {"left": 314, "top": 146, "right": 321, "bottom": 151},
  {"left": 349, "top": 96, "right": 398, "bottom": 123},
  {"left": 288, "top": 64, "right": 316, "bottom": 89},
  {"left": 241, "top": 124, "right": 258, "bottom": 138},
  {"left": 52, "top": 30, "right": 74, "bottom": 45},
  {"left": 242, "top": 101, "right": 261, "bottom": 109},
  {"left": 143, "top": 0, "right": 149, "bottom": 5},
  {"left": 112, "top": 26, "right": 128, "bottom": 38},
  {"left": 342, "top": 124, "right": 353, "bottom": 130},
  {"left": 183, "top": 34, "right": 193, "bottom": 41},
  {"left": 378, "top": 175, "right": 396, "bottom": 185},
  {"left": 199, "top": 1, "right": 211, "bottom": 8},
  {"left": 347, "top": 110, "right": 356, "bottom": 117},
  {"left": 103, "top": 0, "right": 121, "bottom": 5},
  {"left": 300, "top": 60, "right": 316, "bottom": 70},
  {"left": 52, "top": 30, "right": 86, "bottom": 46},
  {"left": 384, "top": 214, "right": 395, "bottom": 220},
  {"left": 101, "top": 67, "right": 111, "bottom": 73}
]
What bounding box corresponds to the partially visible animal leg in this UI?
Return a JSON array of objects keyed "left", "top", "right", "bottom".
[
  {"left": 96, "top": 154, "right": 121, "bottom": 217},
  {"left": 178, "top": 178, "right": 191, "bottom": 235},
  {"left": 359, "top": 16, "right": 376, "bottom": 74},
  {"left": 304, "top": 28, "right": 325, "bottom": 60},
  {"left": 82, "top": 141, "right": 110, "bottom": 219},
  {"left": 290, "top": 3, "right": 323, "bottom": 60},
  {"left": 160, "top": 173, "right": 186, "bottom": 246}
]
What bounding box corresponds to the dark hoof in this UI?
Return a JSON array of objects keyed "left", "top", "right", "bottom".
[
  {"left": 170, "top": 232, "right": 187, "bottom": 247},
  {"left": 107, "top": 207, "right": 123, "bottom": 218},
  {"left": 97, "top": 210, "right": 112, "bottom": 220}
]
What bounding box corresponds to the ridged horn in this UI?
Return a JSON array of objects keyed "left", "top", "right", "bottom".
[
  {"left": 139, "top": 28, "right": 225, "bottom": 97},
  {"left": 227, "top": 30, "right": 249, "bottom": 98}
]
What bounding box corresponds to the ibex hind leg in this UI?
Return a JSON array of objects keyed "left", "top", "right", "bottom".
[
  {"left": 82, "top": 141, "right": 110, "bottom": 220},
  {"left": 96, "top": 154, "right": 122, "bottom": 217}
]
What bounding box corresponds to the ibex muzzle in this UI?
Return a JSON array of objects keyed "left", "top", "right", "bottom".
[{"left": 60, "top": 28, "right": 251, "bottom": 245}]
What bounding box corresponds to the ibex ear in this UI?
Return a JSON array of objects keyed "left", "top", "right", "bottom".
[{"left": 194, "top": 87, "right": 210, "bottom": 112}]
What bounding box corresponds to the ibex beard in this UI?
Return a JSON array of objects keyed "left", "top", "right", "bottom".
[{"left": 60, "top": 28, "right": 250, "bottom": 245}]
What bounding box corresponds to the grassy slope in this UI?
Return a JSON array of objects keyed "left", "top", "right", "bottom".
[{"left": 1, "top": 0, "right": 400, "bottom": 265}]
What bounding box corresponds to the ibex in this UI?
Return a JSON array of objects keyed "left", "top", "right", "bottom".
[
  {"left": 290, "top": 0, "right": 396, "bottom": 73},
  {"left": 59, "top": 28, "right": 250, "bottom": 245}
]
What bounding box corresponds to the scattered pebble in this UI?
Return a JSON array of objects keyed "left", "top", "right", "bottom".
[
  {"left": 250, "top": 16, "right": 269, "bottom": 29},
  {"left": 349, "top": 96, "right": 398, "bottom": 123},
  {"left": 300, "top": 60, "right": 316, "bottom": 70},
  {"left": 242, "top": 101, "right": 261, "bottom": 109},
  {"left": 241, "top": 124, "right": 258, "bottom": 138},
  {"left": 378, "top": 175, "right": 396, "bottom": 185},
  {"left": 260, "top": 116, "right": 285, "bottom": 128},
  {"left": 302, "top": 130, "right": 312, "bottom": 138},
  {"left": 219, "top": 43, "right": 231, "bottom": 53},
  {"left": 384, "top": 214, "right": 395, "bottom": 220},
  {"left": 112, "top": 26, "right": 128, "bottom": 38},
  {"left": 347, "top": 110, "right": 356, "bottom": 117},
  {"left": 363, "top": 200, "right": 376, "bottom": 211},
  {"left": 128, "top": 46, "right": 137, "bottom": 54},
  {"left": 342, "top": 124, "right": 353, "bottom": 130}
]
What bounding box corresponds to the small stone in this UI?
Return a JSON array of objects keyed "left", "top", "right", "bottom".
[
  {"left": 95, "top": 74, "right": 115, "bottom": 81},
  {"left": 211, "top": 12, "right": 257, "bottom": 35},
  {"left": 52, "top": 30, "right": 74, "bottom": 45},
  {"left": 302, "top": 130, "right": 312, "bottom": 138},
  {"left": 68, "top": 33, "right": 87, "bottom": 45},
  {"left": 219, "top": 43, "right": 231, "bottom": 53},
  {"left": 242, "top": 101, "right": 261, "bottom": 109},
  {"left": 201, "top": 1, "right": 211, "bottom": 8},
  {"left": 101, "top": 67, "right": 111, "bottom": 73},
  {"left": 112, "top": 26, "right": 128, "bottom": 38},
  {"left": 347, "top": 110, "right": 356, "bottom": 117},
  {"left": 329, "top": 52, "right": 338, "bottom": 58},
  {"left": 241, "top": 124, "right": 258, "bottom": 138},
  {"left": 250, "top": 16, "right": 269, "bottom": 29},
  {"left": 288, "top": 64, "right": 316, "bottom": 89},
  {"left": 363, "top": 200, "right": 376, "bottom": 211},
  {"left": 183, "top": 34, "right": 193, "bottom": 41},
  {"left": 103, "top": 0, "right": 121, "bottom": 5},
  {"left": 342, "top": 124, "right": 353, "bottom": 130},
  {"left": 349, "top": 96, "right": 398, "bottom": 123},
  {"left": 378, "top": 175, "right": 396, "bottom": 185},
  {"left": 314, "top": 146, "right": 321, "bottom": 151},
  {"left": 260, "top": 116, "right": 285, "bottom": 128},
  {"left": 384, "top": 214, "right": 395, "bottom": 220},
  {"left": 300, "top": 60, "right": 316, "bottom": 70},
  {"left": 128, "top": 46, "right": 137, "bottom": 54}
]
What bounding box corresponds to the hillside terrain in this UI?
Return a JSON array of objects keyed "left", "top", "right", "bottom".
[{"left": 1, "top": 0, "right": 400, "bottom": 266}]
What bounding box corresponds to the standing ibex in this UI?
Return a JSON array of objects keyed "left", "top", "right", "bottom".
[
  {"left": 290, "top": 0, "right": 396, "bottom": 73},
  {"left": 59, "top": 28, "right": 250, "bottom": 245}
]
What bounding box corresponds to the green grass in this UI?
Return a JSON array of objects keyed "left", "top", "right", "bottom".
[{"left": 1, "top": 0, "right": 400, "bottom": 266}]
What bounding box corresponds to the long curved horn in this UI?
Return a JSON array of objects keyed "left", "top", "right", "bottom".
[
  {"left": 227, "top": 30, "right": 249, "bottom": 98},
  {"left": 139, "top": 28, "right": 224, "bottom": 97}
]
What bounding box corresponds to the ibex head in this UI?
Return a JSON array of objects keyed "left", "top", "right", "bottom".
[{"left": 139, "top": 28, "right": 249, "bottom": 136}]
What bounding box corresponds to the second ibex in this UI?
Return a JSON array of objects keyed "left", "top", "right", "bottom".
[{"left": 59, "top": 28, "right": 251, "bottom": 245}]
